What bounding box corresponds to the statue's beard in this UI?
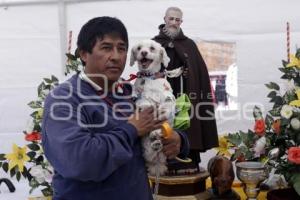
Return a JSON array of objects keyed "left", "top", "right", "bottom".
[{"left": 163, "top": 26, "right": 180, "bottom": 39}]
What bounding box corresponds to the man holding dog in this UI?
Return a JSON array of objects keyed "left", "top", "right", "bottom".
[
  {"left": 153, "top": 7, "right": 219, "bottom": 173},
  {"left": 42, "top": 16, "right": 189, "bottom": 200}
]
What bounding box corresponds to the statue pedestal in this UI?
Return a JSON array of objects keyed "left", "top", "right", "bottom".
[{"left": 149, "top": 171, "right": 210, "bottom": 200}]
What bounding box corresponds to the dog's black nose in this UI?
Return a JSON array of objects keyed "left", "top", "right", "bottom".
[{"left": 141, "top": 51, "right": 148, "bottom": 56}]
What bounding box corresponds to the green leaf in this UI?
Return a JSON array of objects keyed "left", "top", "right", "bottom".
[
  {"left": 265, "top": 114, "right": 274, "bottom": 129},
  {"left": 270, "top": 96, "right": 283, "bottom": 105},
  {"left": 281, "top": 74, "right": 289, "bottom": 79},
  {"left": 42, "top": 187, "right": 53, "bottom": 197},
  {"left": 37, "top": 82, "right": 46, "bottom": 96},
  {"left": 267, "top": 91, "right": 277, "bottom": 99},
  {"left": 30, "top": 111, "right": 38, "bottom": 118},
  {"left": 22, "top": 167, "right": 30, "bottom": 179},
  {"left": 29, "top": 187, "right": 35, "bottom": 194},
  {"left": 16, "top": 171, "right": 21, "bottom": 181},
  {"left": 226, "top": 133, "right": 241, "bottom": 147},
  {"left": 2, "top": 162, "right": 8, "bottom": 172},
  {"left": 291, "top": 173, "right": 300, "bottom": 196},
  {"left": 51, "top": 75, "right": 59, "bottom": 83},
  {"left": 279, "top": 67, "right": 288, "bottom": 73},
  {"left": 282, "top": 60, "right": 289, "bottom": 67},
  {"left": 269, "top": 106, "right": 281, "bottom": 116},
  {"left": 0, "top": 153, "right": 6, "bottom": 160},
  {"left": 243, "top": 130, "right": 256, "bottom": 147},
  {"left": 28, "top": 101, "right": 41, "bottom": 109},
  {"left": 294, "top": 77, "right": 300, "bottom": 85},
  {"left": 33, "top": 124, "right": 41, "bottom": 132},
  {"left": 27, "top": 151, "right": 36, "bottom": 159},
  {"left": 27, "top": 143, "right": 40, "bottom": 151},
  {"left": 281, "top": 118, "right": 290, "bottom": 126},
  {"left": 66, "top": 53, "right": 77, "bottom": 60},
  {"left": 296, "top": 49, "right": 300, "bottom": 59},
  {"left": 44, "top": 85, "right": 51, "bottom": 90},
  {"left": 265, "top": 82, "right": 280, "bottom": 90},
  {"left": 36, "top": 155, "right": 44, "bottom": 163},
  {"left": 29, "top": 178, "right": 39, "bottom": 188},
  {"left": 10, "top": 166, "right": 16, "bottom": 178},
  {"left": 43, "top": 78, "right": 52, "bottom": 84}
]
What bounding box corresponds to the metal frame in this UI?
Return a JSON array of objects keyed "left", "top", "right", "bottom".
[
  {"left": 0, "top": 0, "right": 110, "bottom": 7},
  {"left": 0, "top": 0, "right": 123, "bottom": 75}
]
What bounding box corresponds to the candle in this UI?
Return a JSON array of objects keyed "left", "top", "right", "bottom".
[
  {"left": 68, "top": 30, "right": 73, "bottom": 54},
  {"left": 287, "top": 22, "right": 290, "bottom": 62}
]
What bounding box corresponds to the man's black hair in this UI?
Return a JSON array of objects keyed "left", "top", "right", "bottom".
[{"left": 77, "top": 16, "right": 128, "bottom": 65}]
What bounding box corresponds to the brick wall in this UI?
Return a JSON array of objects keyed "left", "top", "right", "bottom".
[{"left": 196, "top": 41, "right": 236, "bottom": 72}]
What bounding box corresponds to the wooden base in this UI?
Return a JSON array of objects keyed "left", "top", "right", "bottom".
[
  {"left": 149, "top": 171, "right": 209, "bottom": 197},
  {"left": 28, "top": 197, "right": 52, "bottom": 200},
  {"left": 153, "top": 191, "right": 211, "bottom": 200},
  {"left": 267, "top": 188, "right": 300, "bottom": 200}
]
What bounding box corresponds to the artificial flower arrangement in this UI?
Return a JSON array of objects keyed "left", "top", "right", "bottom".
[
  {"left": 0, "top": 53, "right": 81, "bottom": 197},
  {"left": 219, "top": 48, "right": 300, "bottom": 195}
]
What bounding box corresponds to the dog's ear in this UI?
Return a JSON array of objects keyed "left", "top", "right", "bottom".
[
  {"left": 160, "top": 47, "right": 170, "bottom": 68},
  {"left": 129, "top": 46, "right": 137, "bottom": 66}
]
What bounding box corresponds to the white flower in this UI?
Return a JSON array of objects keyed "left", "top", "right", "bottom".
[
  {"left": 30, "top": 165, "right": 53, "bottom": 184},
  {"left": 280, "top": 105, "right": 293, "bottom": 119},
  {"left": 30, "top": 165, "right": 45, "bottom": 184},
  {"left": 254, "top": 136, "right": 266, "bottom": 157},
  {"left": 291, "top": 118, "right": 300, "bottom": 130}
]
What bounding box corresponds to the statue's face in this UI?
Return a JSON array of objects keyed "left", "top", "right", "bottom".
[{"left": 164, "top": 10, "right": 182, "bottom": 34}]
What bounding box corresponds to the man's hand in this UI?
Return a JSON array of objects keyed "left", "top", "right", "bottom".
[
  {"left": 162, "top": 131, "right": 181, "bottom": 159},
  {"left": 128, "top": 107, "right": 166, "bottom": 137}
]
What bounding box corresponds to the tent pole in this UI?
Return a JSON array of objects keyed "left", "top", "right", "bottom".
[
  {"left": 58, "top": 0, "right": 67, "bottom": 76},
  {"left": 0, "top": 0, "right": 122, "bottom": 7}
]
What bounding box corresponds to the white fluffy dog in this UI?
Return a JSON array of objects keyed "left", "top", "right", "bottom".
[{"left": 130, "top": 40, "right": 177, "bottom": 176}]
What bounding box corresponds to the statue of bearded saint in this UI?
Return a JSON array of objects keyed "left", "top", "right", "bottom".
[{"left": 162, "top": 8, "right": 182, "bottom": 47}]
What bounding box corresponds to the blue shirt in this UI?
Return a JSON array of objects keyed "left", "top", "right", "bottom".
[{"left": 42, "top": 74, "right": 189, "bottom": 200}]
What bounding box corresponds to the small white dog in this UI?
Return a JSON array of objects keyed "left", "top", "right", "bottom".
[{"left": 130, "top": 40, "right": 177, "bottom": 175}]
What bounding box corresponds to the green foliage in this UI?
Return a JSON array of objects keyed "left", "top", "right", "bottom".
[
  {"left": 265, "top": 82, "right": 280, "bottom": 90},
  {"left": 65, "top": 53, "right": 81, "bottom": 75},
  {"left": 0, "top": 153, "right": 5, "bottom": 160},
  {"left": 226, "top": 130, "right": 258, "bottom": 161},
  {"left": 0, "top": 52, "right": 82, "bottom": 196},
  {"left": 2, "top": 162, "right": 8, "bottom": 173},
  {"left": 27, "top": 143, "right": 40, "bottom": 151},
  {"left": 291, "top": 174, "right": 300, "bottom": 196}
]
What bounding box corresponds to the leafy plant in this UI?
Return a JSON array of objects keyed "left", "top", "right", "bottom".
[
  {"left": 225, "top": 48, "right": 300, "bottom": 195},
  {"left": 0, "top": 53, "right": 81, "bottom": 196}
]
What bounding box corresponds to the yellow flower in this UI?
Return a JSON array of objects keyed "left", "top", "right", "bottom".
[
  {"left": 287, "top": 54, "right": 300, "bottom": 68},
  {"left": 215, "top": 136, "right": 231, "bottom": 157},
  {"left": 5, "top": 144, "right": 30, "bottom": 172},
  {"left": 289, "top": 89, "right": 300, "bottom": 107}
]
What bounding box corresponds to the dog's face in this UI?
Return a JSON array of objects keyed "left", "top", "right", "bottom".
[{"left": 130, "top": 40, "right": 170, "bottom": 73}]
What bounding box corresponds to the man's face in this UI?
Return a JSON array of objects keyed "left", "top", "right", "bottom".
[
  {"left": 164, "top": 10, "right": 182, "bottom": 33},
  {"left": 80, "top": 35, "right": 127, "bottom": 84}
]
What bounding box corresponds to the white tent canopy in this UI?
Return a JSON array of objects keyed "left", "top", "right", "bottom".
[{"left": 0, "top": 0, "right": 300, "bottom": 149}]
